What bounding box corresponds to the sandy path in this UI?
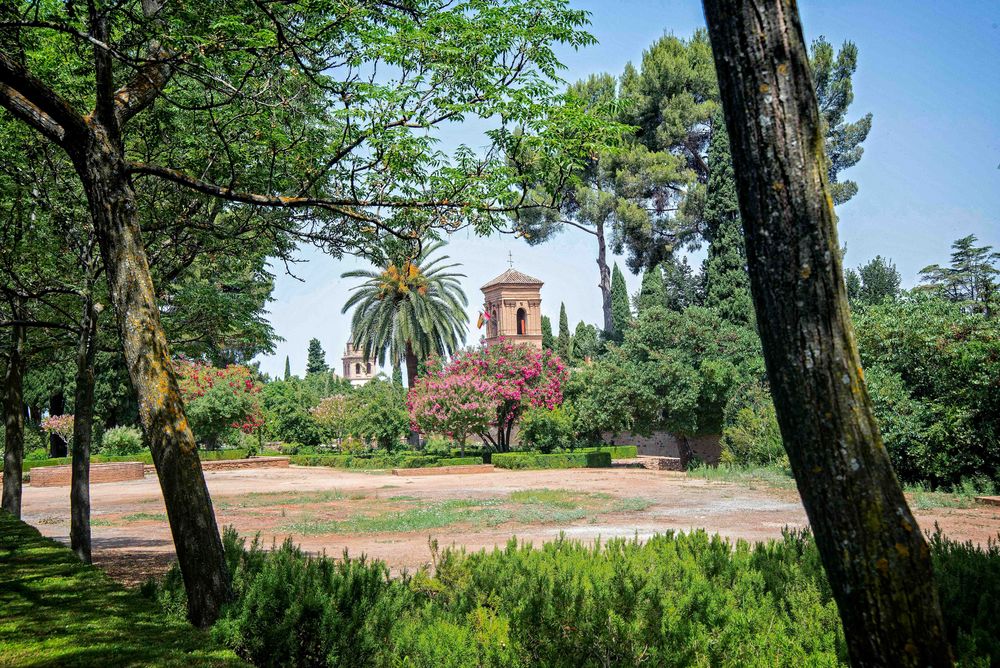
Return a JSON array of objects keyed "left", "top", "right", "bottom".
[{"left": 19, "top": 466, "right": 1000, "bottom": 585}]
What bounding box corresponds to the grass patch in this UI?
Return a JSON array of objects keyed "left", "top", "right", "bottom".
[
  {"left": 121, "top": 512, "right": 168, "bottom": 523},
  {"left": 686, "top": 463, "right": 798, "bottom": 489},
  {"left": 283, "top": 499, "right": 513, "bottom": 535},
  {"left": 0, "top": 510, "right": 242, "bottom": 667},
  {"left": 217, "top": 489, "right": 345, "bottom": 510},
  {"left": 280, "top": 489, "right": 658, "bottom": 535}
]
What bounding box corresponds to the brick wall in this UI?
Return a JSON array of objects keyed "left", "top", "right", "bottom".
[
  {"left": 31, "top": 462, "right": 145, "bottom": 487},
  {"left": 142, "top": 457, "right": 290, "bottom": 475}
]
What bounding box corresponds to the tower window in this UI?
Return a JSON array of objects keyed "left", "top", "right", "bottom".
[
  {"left": 516, "top": 308, "right": 527, "bottom": 335},
  {"left": 366, "top": 363, "right": 372, "bottom": 374},
  {"left": 355, "top": 363, "right": 361, "bottom": 375}
]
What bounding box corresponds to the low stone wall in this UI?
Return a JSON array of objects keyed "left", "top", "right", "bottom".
[
  {"left": 392, "top": 464, "right": 495, "bottom": 476},
  {"left": 142, "top": 456, "right": 290, "bottom": 475},
  {"left": 31, "top": 462, "right": 145, "bottom": 487},
  {"left": 601, "top": 431, "right": 722, "bottom": 467}
]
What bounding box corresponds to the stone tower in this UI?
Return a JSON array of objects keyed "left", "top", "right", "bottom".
[
  {"left": 341, "top": 339, "right": 380, "bottom": 386},
  {"left": 481, "top": 268, "right": 543, "bottom": 349}
]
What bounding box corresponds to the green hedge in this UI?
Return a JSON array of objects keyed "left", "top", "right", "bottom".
[
  {"left": 492, "top": 451, "right": 612, "bottom": 470},
  {"left": 21, "top": 449, "right": 249, "bottom": 473},
  {"left": 436, "top": 457, "right": 484, "bottom": 467},
  {"left": 578, "top": 445, "right": 638, "bottom": 459},
  {"left": 288, "top": 453, "right": 476, "bottom": 470}
]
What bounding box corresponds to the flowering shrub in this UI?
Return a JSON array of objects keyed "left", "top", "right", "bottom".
[
  {"left": 407, "top": 371, "right": 499, "bottom": 454},
  {"left": 409, "top": 340, "right": 567, "bottom": 451},
  {"left": 41, "top": 414, "right": 75, "bottom": 446},
  {"left": 175, "top": 358, "right": 264, "bottom": 449}
]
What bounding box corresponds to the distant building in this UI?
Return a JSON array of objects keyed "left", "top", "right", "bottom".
[
  {"left": 481, "top": 267, "right": 543, "bottom": 349},
  {"left": 341, "top": 339, "right": 380, "bottom": 386}
]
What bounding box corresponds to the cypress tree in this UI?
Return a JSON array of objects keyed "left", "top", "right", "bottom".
[
  {"left": 283, "top": 355, "right": 291, "bottom": 380},
  {"left": 541, "top": 315, "right": 554, "bottom": 351},
  {"left": 704, "top": 114, "right": 755, "bottom": 327},
  {"left": 635, "top": 264, "right": 667, "bottom": 313},
  {"left": 610, "top": 263, "right": 631, "bottom": 340},
  {"left": 306, "top": 338, "right": 328, "bottom": 375},
  {"left": 557, "top": 303, "right": 572, "bottom": 361}
]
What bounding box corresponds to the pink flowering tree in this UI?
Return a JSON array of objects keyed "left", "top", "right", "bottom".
[
  {"left": 407, "top": 368, "right": 499, "bottom": 456},
  {"left": 409, "top": 340, "right": 567, "bottom": 452},
  {"left": 41, "top": 414, "right": 75, "bottom": 452},
  {"left": 175, "top": 358, "right": 265, "bottom": 450}
]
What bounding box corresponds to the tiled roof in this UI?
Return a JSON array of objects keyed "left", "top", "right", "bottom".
[{"left": 481, "top": 268, "right": 543, "bottom": 290}]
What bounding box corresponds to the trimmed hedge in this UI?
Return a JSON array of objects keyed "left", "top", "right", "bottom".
[
  {"left": 492, "top": 451, "right": 612, "bottom": 470},
  {"left": 578, "top": 445, "right": 638, "bottom": 459},
  {"left": 436, "top": 457, "right": 485, "bottom": 467},
  {"left": 21, "top": 449, "right": 249, "bottom": 473},
  {"left": 288, "top": 453, "right": 480, "bottom": 470}
]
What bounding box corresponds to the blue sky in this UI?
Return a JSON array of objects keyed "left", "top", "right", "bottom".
[{"left": 256, "top": 0, "right": 1000, "bottom": 378}]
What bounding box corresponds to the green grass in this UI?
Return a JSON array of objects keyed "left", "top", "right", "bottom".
[
  {"left": 216, "top": 489, "right": 345, "bottom": 510},
  {"left": 280, "top": 489, "right": 657, "bottom": 535},
  {"left": 0, "top": 510, "right": 243, "bottom": 667},
  {"left": 686, "top": 463, "right": 799, "bottom": 489},
  {"left": 120, "top": 512, "right": 168, "bottom": 523}
]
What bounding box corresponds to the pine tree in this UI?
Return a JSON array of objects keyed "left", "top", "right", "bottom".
[
  {"left": 541, "top": 315, "right": 554, "bottom": 351},
  {"left": 919, "top": 235, "right": 999, "bottom": 316},
  {"left": 635, "top": 264, "right": 667, "bottom": 313},
  {"left": 704, "top": 113, "right": 754, "bottom": 326},
  {"left": 557, "top": 303, "right": 572, "bottom": 361},
  {"left": 610, "top": 263, "right": 631, "bottom": 340},
  {"left": 852, "top": 256, "right": 901, "bottom": 306},
  {"left": 662, "top": 255, "right": 702, "bottom": 311},
  {"left": 283, "top": 355, "right": 291, "bottom": 380},
  {"left": 306, "top": 339, "right": 328, "bottom": 375}
]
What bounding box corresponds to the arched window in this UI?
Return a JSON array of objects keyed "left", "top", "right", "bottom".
[
  {"left": 366, "top": 363, "right": 372, "bottom": 374},
  {"left": 355, "top": 363, "right": 361, "bottom": 375},
  {"left": 516, "top": 308, "right": 527, "bottom": 335}
]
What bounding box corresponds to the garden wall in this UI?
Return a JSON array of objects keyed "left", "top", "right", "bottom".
[
  {"left": 31, "top": 462, "right": 145, "bottom": 487},
  {"left": 600, "top": 431, "right": 722, "bottom": 466}
]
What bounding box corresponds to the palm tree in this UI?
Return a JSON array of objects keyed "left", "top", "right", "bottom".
[{"left": 341, "top": 240, "right": 468, "bottom": 389}]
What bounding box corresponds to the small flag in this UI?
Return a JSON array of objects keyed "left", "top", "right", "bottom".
[{"left": 477, "top": 311, "right": 492, "bottom": 329}]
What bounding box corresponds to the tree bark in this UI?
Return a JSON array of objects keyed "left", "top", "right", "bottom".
[
  {"left": 595, "top": 219, "right": 613, "bottom": 333},
  {"left": 404, "top": 341, "right": 420, "bottom": 447},
  {"left": 48, "top": 391, "right": 67, "bottom": 457},
  {"left": 70, "top": 287, "right": 98, "bottom": 563},
  {"left": 701, "top": 2, "right": 952, "bottom": 665},
  {"left": 2, "top": 300, "right": 26, "bottom": 518},
  {"left": 68, "top": 131, "right": 231, "bottom": 627}
]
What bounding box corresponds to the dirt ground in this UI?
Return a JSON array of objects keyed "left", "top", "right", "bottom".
[{"left": 20, "top": 465, "right": 1000, "bottom": 586}]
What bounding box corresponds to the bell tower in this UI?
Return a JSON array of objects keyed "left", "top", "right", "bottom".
[{"left": 481, "top": 267, "right": 543, "bottom": 349}]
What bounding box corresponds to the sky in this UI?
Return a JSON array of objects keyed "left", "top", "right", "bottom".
[{"left": 255, "top": 0, "right": 1000, "bottom": 379}]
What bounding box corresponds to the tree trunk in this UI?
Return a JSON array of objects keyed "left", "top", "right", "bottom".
[
  {"left": 701, "top": 2, "right": 952, "bottom": 665},
  {"left": 49, "top": 391, "right": 67, "bottom": 457},
  {"left": 404, "top": 342, "right": 420, "bottom": 447},
  {"left": 2, "top": 302, "right": 26, "bottom": 518},
  {"left": 69, "top": 134, "right": 231, "bottom": 628},
  {"left": 596, "top": 219, "right": 613, "bottom": 333},
  {"left": 70, "top": 287, "right": 98, "bottom": 563}
]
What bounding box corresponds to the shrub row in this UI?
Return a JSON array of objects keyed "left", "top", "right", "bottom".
[
  {"left": 288, "top": 453, "right": 478, "bottom": 470},
  {"left": 21, "top": 449, "right": 249, "bottom": 473},
  {"left": 435, "top": 457, "right": 485, "bottom": 467},
  {"left": 491, "top": 451, "right": 612, "bottom": 470},
  {"left": 150, "top": 528, "right": 1000, "bottom": 667},
  {"left": 577, "top": 445, "right": 638, "bottom": 459}
]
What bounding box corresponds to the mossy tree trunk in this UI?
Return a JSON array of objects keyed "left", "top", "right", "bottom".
[
  {"left": 2, "top": 299, "right": 26, "bottom": 518},
  {"left": 68, "top": 126, "right": 231, "bottom": 627},
  {"left": 70, "top": 279, "right": 99, "bottom": 564},
  {"left": 701, "top": 1, "right": 952, "bottom": 664}
]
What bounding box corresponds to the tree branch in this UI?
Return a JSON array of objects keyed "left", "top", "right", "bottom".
[{"left": 0, "top": 51, "right": 86, "bottom": 143}]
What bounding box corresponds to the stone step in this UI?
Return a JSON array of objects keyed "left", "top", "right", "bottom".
[
  {"left": 975, "top": 496, "right": 1000, "bottom": 507},
  {"left": 636, "top": 455, "right": 684, "bottom": 472}
]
